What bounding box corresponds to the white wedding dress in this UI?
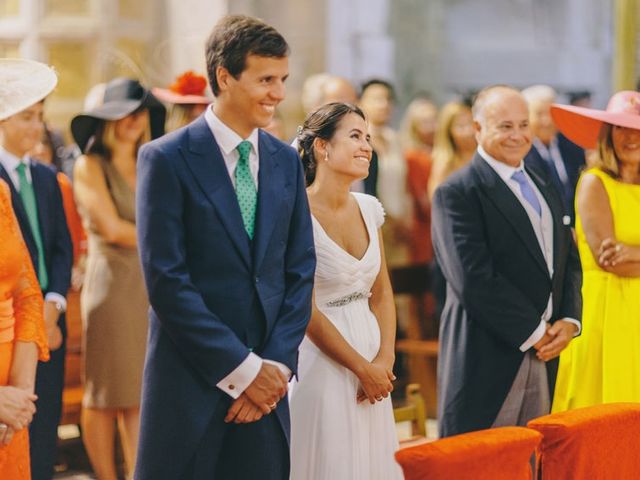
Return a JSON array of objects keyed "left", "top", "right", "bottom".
[{"left": 290, "top": 193, "right": 403, "bottom": 480}]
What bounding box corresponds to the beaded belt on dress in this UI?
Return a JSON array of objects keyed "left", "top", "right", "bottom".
[{"left": 325, "top": 291, "right": 372, "bottom": 307}]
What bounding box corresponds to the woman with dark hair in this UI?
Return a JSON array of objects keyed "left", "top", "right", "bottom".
[
  {"left": 290, "top": 102, "right": 402, "bottom": 479},
  {"left": 71, "top": 78, "right": 165, "bottom": 480},
  {"left": 551, "top": 91, "right": 640, "bottom": 410}
]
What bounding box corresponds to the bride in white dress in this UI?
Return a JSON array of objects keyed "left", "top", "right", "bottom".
[{"left": 290, "top": 103, "right": 403, "bottom": 479}]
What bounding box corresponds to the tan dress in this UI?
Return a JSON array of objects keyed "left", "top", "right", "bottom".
[{"left": 81, "top": 156, "right": 148, "bottom": 408}]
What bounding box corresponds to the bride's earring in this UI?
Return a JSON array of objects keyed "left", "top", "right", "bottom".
[{"left": 324, "top": 152, "right": 329, "bottom": 163}]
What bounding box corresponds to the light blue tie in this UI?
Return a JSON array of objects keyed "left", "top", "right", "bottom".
[{"left": 511, "top": 170, "right": 542, "bottom": 217}]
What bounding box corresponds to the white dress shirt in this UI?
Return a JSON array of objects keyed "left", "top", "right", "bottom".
[
  {"left": 0, "top": 146, "right": 67, "bottom": 311},
  {"left": 478, "top": 146, "right": 579, "bottom": 351},
  {"left": 204, "top": 106, "right": 291, "bottom": 398}
]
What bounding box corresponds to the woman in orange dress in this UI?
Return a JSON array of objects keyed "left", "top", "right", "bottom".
[
  {"left": 0, "top": 179, "right": 49, "bottom": 479},
  {"left": 400, "top": 98, "right": 438, "bottom": 264}
]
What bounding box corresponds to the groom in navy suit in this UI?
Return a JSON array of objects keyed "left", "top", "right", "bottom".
[{"left": 135, "top": 15, "right": 315, "bottom": 480}]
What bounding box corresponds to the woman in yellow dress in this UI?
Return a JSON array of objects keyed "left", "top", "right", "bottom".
[{"left": 551, "top": 91, "right": 640, "bottom": 410}]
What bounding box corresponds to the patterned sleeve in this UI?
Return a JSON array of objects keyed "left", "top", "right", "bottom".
[{"left": 1, "top": 182, "right": 49, "bottom": 362}]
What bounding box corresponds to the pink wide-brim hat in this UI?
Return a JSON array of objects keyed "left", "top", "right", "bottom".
[{"left": 550, "top": 91, "right": 640, "bottom": 149}]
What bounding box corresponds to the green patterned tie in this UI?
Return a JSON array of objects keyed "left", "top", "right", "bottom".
[
  {"left": 235, "top": 140, "right": 257, "bottom": 239},
  {"left": 16, "top": 162, "right": 48, "bottom": 290}
]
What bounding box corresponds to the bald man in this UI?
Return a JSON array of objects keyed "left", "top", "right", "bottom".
[
  {"left": 322, "top": 76, "right": 358, "bottom": 104},
  {"left": 431, "top": 85, "right": 582, "bottom": 437}
]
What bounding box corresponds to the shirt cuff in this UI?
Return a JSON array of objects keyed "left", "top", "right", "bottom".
[
  {"left": 561, "top": 318, "right": 581, "bottom": 336},
  {"left": 520, "top": 320, "right": 546, "bottom": 352},
  {"left": 264, "top": 359, "right": 292, "bottom": 381},
  {"left": 44, "top": 292, "right": 67, "bottom": 312},
  {"left": 216, "top": 352, "right": 262, "bottom": 399}
]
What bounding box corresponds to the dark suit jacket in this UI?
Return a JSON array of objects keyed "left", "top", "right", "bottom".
[
  {"left": 524, "top": 133, "right": 586, "bottom": 226},
  {"left": 431, "top": 154, "right": 582, "bottom": 437},
  {"left": 0, "top": 161, "right": 72, "bottom": 328},
  {"left": 135, "top": 116, "right": 316, "bottom": 480}
]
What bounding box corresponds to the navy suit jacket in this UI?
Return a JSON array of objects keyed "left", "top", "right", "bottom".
[
  {"left": 432, "top": 154, "right": 582, "bottom": 437},
  {"left": 0, "top": 162, "right": 72, "bottom": 330},
  {"left": 524, "top": 133, "right": 586, "bottom": 226},
  {"left": 135, "top": 116, "right": 316, "bottom": 479}
]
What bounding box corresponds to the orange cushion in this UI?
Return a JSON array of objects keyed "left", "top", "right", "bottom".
[
  {"left": 528, "top": 403, "right": 640, "bottom": 480},
  {"left": 395, "top": 427, "right": 542, "bottom": 480}
]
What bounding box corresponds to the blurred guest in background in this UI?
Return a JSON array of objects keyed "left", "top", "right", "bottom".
[
  {"left": 0, "top": 57, "right": 54, "bottom": 480},
  {"left": 428, "top": 101, "right": 476, "bottom": 199},
  {"left": 323, "top": 76, "right": 358, "bottom": 104},
  {"left": 29, "top": 126, "right": 87, "bottom": 291},
  {"left": 71, "top": 77, "right": 165, "bottom": 480},
  {"left": 360, "top": 78, "right": 410, "bottom": 265},
  {"left": 522, "top": 85, "right": 586, "bottom": 226},
  {"left": 153, "top": 70, "right": 211, "bottom": 132},
  {"left": 263, "top": 109, "right": 286, "bottom": 140},
  {"left": 427, "top": 100, "right": 476, "bottom": 321},
  {"left": 0, "top": 58, "right": 73, "bottom": 480},
  {"left": 568, "top": 90, "right": 592, "bottom": 108},
  {"left": 400, "top": 97, "right": 438, "bottom": 264},
  {"left": 551, "top": 91, "right": 640, "bottom": 411},
  {"left": 301, "top": 73, "right": 332, "bottom": 115}
]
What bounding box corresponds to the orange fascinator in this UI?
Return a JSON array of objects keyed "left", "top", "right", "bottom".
[{"left": 152, "top": 71, "right": 212, "bottom": 105}]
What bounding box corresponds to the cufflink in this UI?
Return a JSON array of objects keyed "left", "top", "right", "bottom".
[{"left": 562, "top": 215, "right": 571, "bottom": 226}]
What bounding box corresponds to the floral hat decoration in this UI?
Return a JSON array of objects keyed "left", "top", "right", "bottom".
[{"left": 152, "top": 71, "right": 212, "bottom": 105}]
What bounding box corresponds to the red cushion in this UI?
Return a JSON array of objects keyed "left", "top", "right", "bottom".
[
  {"left": 395, "top": 427, "right": 542, "bottom": 480},
  {"left": 528, "top": 403, "right": 640, "bottom": 480}
]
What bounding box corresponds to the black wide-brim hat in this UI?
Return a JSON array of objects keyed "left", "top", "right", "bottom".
[{"left": 71, "top": 77, "right": 166, "bottom": 152}]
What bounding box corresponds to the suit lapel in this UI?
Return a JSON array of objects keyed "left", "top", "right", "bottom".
[
  {"left": 472, "top": 155, "right": 549, "bottom": 276},
  {"left": 183, "top": 117, "right": 252, "bottom": 269},
  {"left": 253, "top": 131, "right": 282, "bottom": 272},
  {"left": 0, "top": 165, "right": 36, "bottom": 247}
]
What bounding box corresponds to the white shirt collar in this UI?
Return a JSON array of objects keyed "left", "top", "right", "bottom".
[
  {"left": 477, "top": 145, "right": 525, "bottom": 184},
  {"left": 204, "top": 105, "right": 259, "bottom": 156},
  {"left": 533, "top": 136, "right": 558, "bottom": 156},
  {"left": 0, "top": 145, "right": 30, "bottom": 171}
]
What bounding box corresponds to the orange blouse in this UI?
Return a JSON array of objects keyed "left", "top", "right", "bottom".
[
  {"left": 57, "top": 172, "right": 87, "bottom": 264},
  {"left": 0, "top": 179, "right": 48, "bottom": 479}
]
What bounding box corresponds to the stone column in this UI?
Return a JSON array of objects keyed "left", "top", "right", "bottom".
[
  {"left": 162, "top": 0, "right": 228, "bottom": 81},
  {"left": 613, "top": 0, "right": 638, "bottom": 90}
]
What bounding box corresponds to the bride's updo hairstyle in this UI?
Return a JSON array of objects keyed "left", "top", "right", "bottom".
[{"left": 297, "top": 102, "right": 366, "bottom": 185}]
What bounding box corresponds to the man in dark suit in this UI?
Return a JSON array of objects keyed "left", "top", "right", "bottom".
[
  {"left": 135, "top": 15, "right": 315, "bottom": 480},
  {"left": 522, "top": 85, "right": 586, "bottom": 226},
  {"left": 0, "top": 98, "right": 73, "bottom": 478},
  {"left": 431, "top": 85, "right": 582, "bottom": 437}
]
